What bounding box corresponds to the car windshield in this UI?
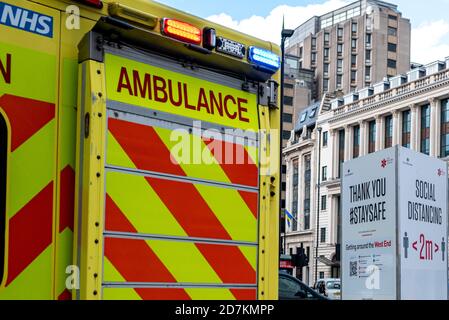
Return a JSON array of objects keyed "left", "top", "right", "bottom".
[{"left": 327, "top": 281, "right": 341, "bottom": 289}]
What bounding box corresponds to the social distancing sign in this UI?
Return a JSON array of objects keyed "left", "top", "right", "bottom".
[{"left": 342, "top": 146, "right": 448, "bottom": 300}]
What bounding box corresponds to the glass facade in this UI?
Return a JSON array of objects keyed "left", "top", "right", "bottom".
[
  {"left": 338, "top": 130, "right": 345, "bottom": 178},
  {"left": 368, "top": 120, "right": 376, "bottom": 154},
  {"left": 353, "top": 125, "right": 360, "bottom": 158},
  {"left": 421, "top": 104, "right": 431, "bottom": 155},
  {"left": 303, "top": 155, "right": 311, "bottom": 230},
  {"left": 441, "top": 99, "right": 449, "bottom": 157},
  {"left": 292, "top": 159, "right": 299, "bottom": 231},
  {"left": 402, "top": 110, "right": 411, "bottom": 148},
  {"left": 385, "top": 115, "right": 393, "bottom": 148}
]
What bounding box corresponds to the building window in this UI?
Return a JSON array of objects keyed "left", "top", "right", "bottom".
[
  {"left": 388, "top": 14, "right": 398, "bottom": 21},
  {"left": 321, "top": 195, "right": 327, "bottom": 211},
  {"left": 320, "top": 228, "right": 326, "bottom": 243},
  {"left": 385, "top": 115, "right": 393, "bottom": 148},
  {"left": 283, "top": 130, "right": 292, "bottom": 140},
  {"left": 368, "top": 120, "right": 376, "bottom": 154},
  {"left": 366, "top": 33, "right": 372, "bottom": 47},
  {"left": 402, "top": 110, "right": 411, "bottom": 148},
  {"left": 337, "top": 75, "right": 343, "bottom": 88},
  {"left": 351, "top": 70, "right": 357, "bottom": 84},
  {"left": 284, "top": 96, "right": 293, "bottom": 106},
  {"left": 311, "top": 37, "right": 317, "bottom": 50},
  {"left": 324, "top": 63, "right": 329, "bottom": 76},
  {"left": 366, "top": 50, "right": 371, "bottom": 63},
  {"left": 388, "top": 59, "right": 397, "bottom": 69},
  {"left": 311, "top": 52, "right": 317, "bottom": 65},
  {"left": 388, "top": 26, "right": 397, "bottom": 36},
  {"left": 322, "top": 166, "right": 328, "bottom": 182},
  {"left": 337, "top": 59, "right": 343, "bottom": 73},
  {"left": 299, "top": 46, "right": 304, "bottom": 58},
  {"left": 338, "top": 129, "right": 345, "bottom": 178},
  {"left": 324, "top": 32, "right": 330, "bottom": 46},
  {"left": 353, "top": 125, "right": 360, "bottom": 158},
  {"left": 421, "top": 104, "right": 431, "bottom": 155},
  {"left": 351, "top": 22, "right": 357, "bottom": 36},
  {"left": 323, "top": 79, "right": 329, "bottom": 92},
  {"left": 351, "top": 55, "right": 357, "bottom": 68},
  {"left": 351, "top": 39, "right": 357, "bottom": 52},
  {"left": 319, "top": 272, "right": 325, "bottom": 279},
  {"left": 283, "top": 113, "right": 293, "bottom": 123},
  {"left": 292, "top": 159, "right": 299, "bottom": 231},
  {"left": 282, "top": 165, "right": 287, "bottom": 174},
  {"left": 324, "top": 48, "right": 330, "bottom": 61},
  {"left": 0, "top": 114, "right": 6, "bottom": 284},
  {"left": 323, "top": 131, "right": 328, "bottom": 147},
  {"left": 441, "top": 99, "right": 449, "bottom": 157},
  {"left": 303, "top": 155, "right": 311, "bottom": 230},
  {"left": 365, "top": 66, "right": 371, "bottom": 81},
  {"left": 388, "top": 43, "right": 397, "bottom": 53},
  {"left": 337, "top": 27, "right": 343, "bottom": 41},
  {"left": 337, "top": 44, "right": 343, "bottom": 56}
]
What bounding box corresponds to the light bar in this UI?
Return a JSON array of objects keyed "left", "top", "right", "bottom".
[
  {"left": 162, "top": 18, "right": 202, "bottom": 45},
  {"left": 108, "top": 3, "right": 158, "bottom": 29},
  {"left": 216, "top": 37, "right": 245, "bottom": 59},
  {"left": 248, "top": 47, "right": 281, "bottom": 73}
]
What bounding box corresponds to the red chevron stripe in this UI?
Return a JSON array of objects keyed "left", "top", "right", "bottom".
[
  {"left": 108, "top": 119, "right": 257, "bottom": 285},
  {"left": 58, "top": 289, "right": 72, "bottom": 300},
  {"left": 238, "top": 191, "right": 259, "bottom": 218},
  {"left": 145, "top": 176, "right": 231, "bottom": 240},
  {"left": 230, "top": 288, "right": 257, "bottom": 300},
  {"left": 134, "top": 288, "right": 191, "bottom": 300},
  {"left": 59, "top": 166, "right": 75, "bottom": 232},
  {"left": 195, "top": 243, "right": 256, "bottom": 284},
  {"left": 104, "top": 195, "right": 191, "bottom": 300},
  {"left": 0, "top": 94, "right": 55, "bottom": 152},
  {"left": 6, "top": 182, "right": 53, "bottom": 285},
  {"left": 203, "top": 138, "right": 258, "bottom": 187}
]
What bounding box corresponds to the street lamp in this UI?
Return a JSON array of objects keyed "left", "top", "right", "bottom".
[{"left": 280, "top": 23, "right": 294, "bottom": 256}]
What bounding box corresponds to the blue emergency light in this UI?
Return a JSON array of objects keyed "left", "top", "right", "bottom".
[{"left": 248, "top": 47, "right": 281, "bottom": 73}]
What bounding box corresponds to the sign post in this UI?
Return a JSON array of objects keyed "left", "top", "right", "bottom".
[{"left": 342, "top": 146, "right": 448, "bottom": 300}]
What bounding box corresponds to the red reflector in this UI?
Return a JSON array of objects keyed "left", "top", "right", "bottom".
[
  {"left": 162, "top": 18, "right": 202, "bottom": 45},
  {"left": 77, "top": 0, "right": 103, "bottom": 9}
]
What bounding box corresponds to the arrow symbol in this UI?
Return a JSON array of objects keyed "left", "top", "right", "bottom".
[
  {"left": 435, "top": 244, "right": 440, "bottom": 253},
  {"left": 412, "top": 241, "right": 418, "bottom": 251}
]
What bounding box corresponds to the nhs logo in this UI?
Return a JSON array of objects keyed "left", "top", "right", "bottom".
[{"left": 0, "top": 2, "right": 53, "bottom": 38}]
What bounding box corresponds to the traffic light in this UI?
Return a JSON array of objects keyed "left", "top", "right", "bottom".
[{"left": 293, "top": 248, "right": 309, "bottom": 268}]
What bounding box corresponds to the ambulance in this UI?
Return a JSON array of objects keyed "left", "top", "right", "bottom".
[{"left": 0, "top": 0, "right": 281, "bottom": 300}]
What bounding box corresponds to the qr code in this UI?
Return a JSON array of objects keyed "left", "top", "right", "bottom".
[{"left": 350, "top": 261, "right": 358, "bottom": 277}]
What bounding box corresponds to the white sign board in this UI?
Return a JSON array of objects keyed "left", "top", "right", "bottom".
[
  {"left": 342, "top": 147, "right": 398, "bottom": 300},
  {"left": 398, "top": 147, "right": 448, "bottom": 300},
  {"left": 342, "top": 146, "right": 448, "bottom": 300}
]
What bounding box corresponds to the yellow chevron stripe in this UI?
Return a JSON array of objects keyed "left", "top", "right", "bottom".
[
  {"left": 155, "top": 127, "right": 258, "bottom": 245},
  {"left": 195, "top": 184, "right": 257, "bottom": 243},
  {"left": 185, "top": 288, "right": 236, "bottom": 300},
  {"left": 9, "top": 120, "right": 55, "bottom": 218},
  {"left": 103, "top": 257, "right": 141, "bottom": 300},
  {"left": 155, "top": 127, "right": 231, "bottom": 184},
  {"left": 148, "top": 240, "right": 224, "bottom": 284},
  {"left": 55, "top": 228, "right": 73, "bottom": 299},
  {"left": 239, "top": 246, "right": 258, "bottom": 271},
  {"left": 0, "top": 246, "right": 53, "bottom": 300},
  {"left": 106, "top": 171, "right": 187, "bottom": 237},
  {"left": 107, "top": 131, "right": 137, "bottom": 170}
]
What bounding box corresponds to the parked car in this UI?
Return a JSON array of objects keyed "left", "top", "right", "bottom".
[
  {"left": 313, "top": 278, "right": 341, "bottom": 300},
  {"left": 279, "top": 272, "right": 329, "bottom": 300}
]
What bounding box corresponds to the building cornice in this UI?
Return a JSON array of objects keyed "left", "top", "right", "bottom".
[{"left": 319, "top": 70, "right": 449, "bottom": 126}]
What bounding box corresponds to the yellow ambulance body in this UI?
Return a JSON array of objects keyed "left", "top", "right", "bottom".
[{"left": 0, "top": 0, "right": 281, "bottom": 300}]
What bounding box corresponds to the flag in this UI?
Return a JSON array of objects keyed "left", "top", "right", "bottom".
[{"left": 285, "top": 209, "right": 295, "bottom": 228}]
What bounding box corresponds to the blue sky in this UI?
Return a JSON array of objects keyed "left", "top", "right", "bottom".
[{"left": 156, "top": 0, "right": 449, "bottom": 63}]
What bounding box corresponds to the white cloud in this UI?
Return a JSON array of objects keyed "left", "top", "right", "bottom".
[
  {"left": 411, "top": 20, "right": 449, "bottom": 64},
  {"left": 206, "top": 0, "right": 350, "bottom": 44}
]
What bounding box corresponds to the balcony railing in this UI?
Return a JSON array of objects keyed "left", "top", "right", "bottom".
[{"left": 332, "top": 69, "right": 449, "bottom": 118}]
